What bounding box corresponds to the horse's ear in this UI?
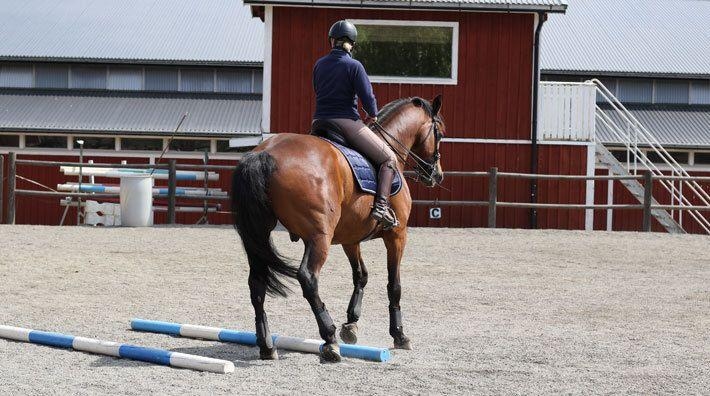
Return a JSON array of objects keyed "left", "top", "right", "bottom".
[
  {"left": 412, "top": 97, "right": 424, "bottom": 107},
  {"left": 432, "top": 94, "right": 443, "bottom": 116}
]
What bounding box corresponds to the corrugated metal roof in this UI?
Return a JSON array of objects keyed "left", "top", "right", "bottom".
[
  {"left": 0, "top": 0, "right": 264, "bottom": 65},
  {"left": 0, "top": 91, "right": 261, "bottom": 137},
  {"left": 596, "top": 105, "right": 710, "bottom": 148},
  {"left": 244, "top": 0, "right": 567, "bottom": 12},
  {"left": 541, "top": 0, "right": 710, "bottom": 78}
]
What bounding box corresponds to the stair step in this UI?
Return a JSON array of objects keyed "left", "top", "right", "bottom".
[{"left": 595, "top": 144, "right": 685, "bottom": 234}]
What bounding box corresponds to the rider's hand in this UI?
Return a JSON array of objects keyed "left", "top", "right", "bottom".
[{"left": 365, "top": 116, "right": 378, "bottom": 125}]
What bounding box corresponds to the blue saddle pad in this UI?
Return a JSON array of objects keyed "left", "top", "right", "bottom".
[{"left": 319, "top": 137, "right": 402, "bottom": 196}]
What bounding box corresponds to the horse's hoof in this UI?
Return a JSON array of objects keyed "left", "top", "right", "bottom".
[
  {"left": 394, "top": 336, "right": 412, "bottom": 350},
  {"left": 339, "top": 322, "right": 358, "bottom": 344},
  {"left": 320, "top": 343, "right": 341, "bottom": 363},
  {"left": 259, "top": 347, "right": 279, "bottom": 360}
]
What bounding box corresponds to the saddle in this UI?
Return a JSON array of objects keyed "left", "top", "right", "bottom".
[{"left": 310, "top": 120, "right": 402, "bottom": 196}]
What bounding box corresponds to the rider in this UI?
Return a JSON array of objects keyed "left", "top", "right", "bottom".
[{"left": 312, "top": 20, "right": 399, "bottom": 228}]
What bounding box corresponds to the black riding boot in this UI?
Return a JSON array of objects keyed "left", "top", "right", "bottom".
[{"left": 371, "top": 162, "right": 399, "bottom": 229}]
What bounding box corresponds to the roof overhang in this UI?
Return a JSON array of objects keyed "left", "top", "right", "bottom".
[
  {"left": 244, "top": 0, "right": 567, "bottom": 13},
  {"left": 0, "top": 56, "right": 262, "bottom": 68},
  {"left": 542, "top": 69, "right": 710, "bottom": 80}
]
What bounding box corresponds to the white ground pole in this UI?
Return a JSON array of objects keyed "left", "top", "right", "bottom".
[{"left": 0, "top": 325, "right": 235, "bottom": 374}]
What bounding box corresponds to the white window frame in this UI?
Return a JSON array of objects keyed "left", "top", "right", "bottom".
[{"left": 348, "top": 19, "right": 459, "bottom": 85}]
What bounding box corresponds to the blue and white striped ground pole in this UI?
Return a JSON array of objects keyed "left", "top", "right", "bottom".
[
  {"left": 0, "top": 325, "right": 234, "bottom": 374},
  {"left": 131, "top": 319, "right": 391, "bottom": 363}
]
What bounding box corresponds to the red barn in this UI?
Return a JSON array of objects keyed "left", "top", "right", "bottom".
[{"left": 244, "top": 0, "right": 589, "bottom": 228}]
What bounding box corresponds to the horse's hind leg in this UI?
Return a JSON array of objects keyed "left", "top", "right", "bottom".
[
  {"left": 249, "top": 272, "right": 278, "bottom": 359},
  {"left": 384, "top": 232, "right": 412, "bottom": 350},
  {"left": 298, "top": 235, "right": 341, "bottom": 363},
  {"left": 339, "top": 243, "right": 368, "bottom": 344}
]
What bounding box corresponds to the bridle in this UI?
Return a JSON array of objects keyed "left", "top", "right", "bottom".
[{"left": 371, "top": 115, "right": 442, "bottom": 184}]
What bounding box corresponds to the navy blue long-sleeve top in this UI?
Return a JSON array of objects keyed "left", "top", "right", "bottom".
[{"left": 313, "top": 48, "right": 378, "bottom": 120}]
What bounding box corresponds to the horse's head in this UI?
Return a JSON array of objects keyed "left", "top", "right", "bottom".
[{"left": 410, "top": 95, "right": 445, "bottom": 187}]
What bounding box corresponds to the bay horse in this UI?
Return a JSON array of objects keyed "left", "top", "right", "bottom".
[{"left": 231, "top": 95, "right": 445, "bottom": 362}]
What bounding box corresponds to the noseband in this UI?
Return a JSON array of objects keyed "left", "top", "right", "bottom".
[{"left": 371, "top": 116, "right": 442, "bottom": 184}]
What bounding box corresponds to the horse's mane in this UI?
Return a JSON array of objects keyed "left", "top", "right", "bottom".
[{"left": 378, "top": 97, "right": 434, "bottom": 123}]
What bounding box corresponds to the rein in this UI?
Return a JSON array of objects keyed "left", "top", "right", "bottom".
[{"left": 371, "top": 119, "right": 442, "bottom": 184}]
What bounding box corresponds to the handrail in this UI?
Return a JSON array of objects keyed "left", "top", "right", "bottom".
[{"left": 589, "top": 78, "right": 710, "bottom": 233}]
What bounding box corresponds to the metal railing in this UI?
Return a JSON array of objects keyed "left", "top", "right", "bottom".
[
  {"left": 589, "top": 78, "right": 710, "bottom": 234},
  {"left": 2, "top": 153, "right": 233, "bottom": 225},
  {"left": 409, "top": 168, "right": 710, "bottom": 232}
]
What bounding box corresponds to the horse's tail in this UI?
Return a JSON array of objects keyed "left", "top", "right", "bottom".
[{"left": 231, "top": 151, "right": 297, "bottom": 297}]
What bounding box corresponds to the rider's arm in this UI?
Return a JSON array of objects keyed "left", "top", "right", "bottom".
[{"left": 352, "top": 61, "right": 378, "bottom": 118}]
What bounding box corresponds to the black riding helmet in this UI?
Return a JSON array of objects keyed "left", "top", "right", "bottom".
[{"left": 328, "top": 20, "right": 357, "bottom": 44}]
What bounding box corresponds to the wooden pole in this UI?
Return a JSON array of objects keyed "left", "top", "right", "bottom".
[
  {"left": 642, "top": 171, "right": 653, "bottom": 232},
  {"left": 168, "top": 159, "right": 177, "bottom": 225},
  {"left": 8, "top": 152, "right": 16, "bottom": 225},
  {"left": 488, "top": 167, "right": 498, "bottom": 228}
]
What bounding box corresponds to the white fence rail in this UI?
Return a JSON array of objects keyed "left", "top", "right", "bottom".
[{"left": 538, "top": 82, "right": 596, "bottom": 142}]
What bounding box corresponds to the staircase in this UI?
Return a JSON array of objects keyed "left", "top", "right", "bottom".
[
  {"left": 589, "top": 78, "right": 710, "bottom": 234},
  {"left": 595, "top": 144, "right": 684, "bottom": 233}
]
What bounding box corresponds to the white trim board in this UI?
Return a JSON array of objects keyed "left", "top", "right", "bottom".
[
  {"left": 262, "top": 6, "right": 274, "bottom": 133},
  {"left": 441, "top": 138, "right": 595, "bottom": 146}
]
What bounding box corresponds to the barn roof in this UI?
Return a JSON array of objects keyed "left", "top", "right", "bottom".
[
  {"left": 0, "top": 91, "right": 261, "bottom": 137},
  {"left": 0, "top": 0, "right": 263, "bottom": 66},
  {"left": 596, "top": 105, "right": 710, "bottom": 149},
  {"left": 243, "top": 0, "right": 567, "bottom": 13},
  {"left": 541, "top": 0, "right": 710, "bottom": 78}
]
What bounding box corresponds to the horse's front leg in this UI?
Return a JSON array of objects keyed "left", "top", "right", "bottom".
[
  {"left": 298, "top": 235, "right": 341, "bottom": 362},
  {"left": 384, "top": 231, "right": 412, "bottom": 350},
  {"left": 339, "top": 243, "right": 368, "bottom": 344}
]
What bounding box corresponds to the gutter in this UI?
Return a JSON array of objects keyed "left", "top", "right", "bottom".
[
  {"left": 530, "top": 12, "right": 546, "bottom": 229},
  {"left": 242, "top": 0, "right": 568, "bottom": 13}
]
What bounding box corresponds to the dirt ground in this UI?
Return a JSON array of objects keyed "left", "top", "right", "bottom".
[{"left": 0, "top": 225, "right": 708, "bottom": 395}]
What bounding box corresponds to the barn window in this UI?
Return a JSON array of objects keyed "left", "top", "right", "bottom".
[
  {"left": 349, "top": 20, "right": 458, "bottom": 85},
  {"left": 170, "top": 139, "right": 211, "bottom": 152},
  {"left": 70, "top": 66, "right": 107, "bottom": 90},
  {"left": 108, "top": 67, "right": 143, "bottom": 91},
  {"left": 690, "top": 80, "right": 710, "bottom": 105},
  {"left": 0, "top": 134, "right": 20, "bottom": 147},
  {"left": 216, "top": 69, "right": 252, "bottom": 93},
  {"left": 74, "top": 137, "right": 116, "bottom": 150},
  {"left": 35, "top": 64, "right": 69, "bottom": 89},
  {"left": 121, "top": 138, "right": 164, "bottom": 151},
  {"left": 25, "top": 135, "right": 68, "bottom": 148}
]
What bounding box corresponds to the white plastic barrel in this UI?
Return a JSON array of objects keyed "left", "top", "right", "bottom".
[{"left": 120, "top": 175, "right": 154, "bottom": 227}]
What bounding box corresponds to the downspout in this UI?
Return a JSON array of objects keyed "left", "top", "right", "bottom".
[{"left": 530, "top": 12, "right": 546, "bottom": 229}]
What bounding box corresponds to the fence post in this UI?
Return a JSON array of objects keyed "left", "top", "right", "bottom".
[
  {"left": 168, "top": 159, "right": 177, "bottom": 225},
  {"left": 7, "top": 152, "right": 16, "bottom": 225},
  {"left": 642, "top": 171, "right": 653, "bottom": 232},
  {"left": 488, "top": 167, "right": 498, "bottom": 228},
  {"left": 0, "top": 154, "right": 4, "bottom": 224}
]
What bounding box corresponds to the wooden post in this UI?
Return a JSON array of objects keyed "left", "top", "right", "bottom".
[
  {"left": 642, "top": 171, "right": 653, "bottom": 232},
  {"left": 202, "top": 150, "right": 209, "bottom": 224},
  {"left": 168, "top": 159, "right": 177, "bottom": 225},
  {"left": 488, "top": 167, "right": 498, "bottom": 228},
  {"left": 0, "top": 154, "right": 4, "bottom": 224},
  {"left": 7, "top": 152, "right": 16, "bottom": 225}
]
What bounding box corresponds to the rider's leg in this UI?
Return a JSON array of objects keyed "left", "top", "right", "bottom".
[{"left": 331, "top": 119, "right": 399, "bottom": 227}]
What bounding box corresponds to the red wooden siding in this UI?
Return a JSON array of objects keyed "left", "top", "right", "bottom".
[
  {"left": 593, "top": 168, "right": 710, "bottom": 234},
  {"left": 270, "top": 7, "right": 535, "bottom": 140},
  {"left": 408, "top": 143, "right": 588, "bottom": 228}
]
